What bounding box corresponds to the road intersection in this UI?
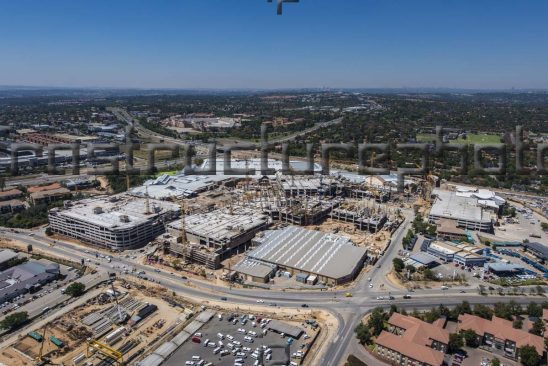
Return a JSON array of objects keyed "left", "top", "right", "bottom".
[{"left": 2, "top": 216, "right": 546, "bottom": 366}]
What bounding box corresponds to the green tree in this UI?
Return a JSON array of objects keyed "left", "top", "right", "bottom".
[
  {"left": 367, "top": 308, "right": 385, "bottom": 336},
  {"left": 462, "top": 329, "right": 479, "bottom": 347},
  {"left": 473, "top": 304, "right": 493, "bottom": 320},
  {"left": 513, "top": 318, "right": 523, "bottom": 329},
  {"left": 392, "top": 258, "right": 405, "bottom": 272},
  {"left": 519, "top": 345, "right": 540, "bottom": 366},
  {"left": 423, "top": 268, "right": 437, "bottom": 281},
  {"left": 530, "top": 318, "right": 544, "bottom": 336},
  {"left": 447, "top": 333, "right": 464, "bottom": 353},
  {"left": 354, "top": 323, "right": 372, "bottom": 345},
  {"left": 65, "top": 282, "right": 86, "bottom": 297},
  {"left": 491, "top": 357, "right": 501, "bottom": 366},
  {"left": 527, "top": 302, "right": 542, "bottom": 318},
  {"left": 0, "top": 312, "right": 28, "bottom": 330},
  {"left": 45, "top": 227, "right": 53, "bottom": 236}
]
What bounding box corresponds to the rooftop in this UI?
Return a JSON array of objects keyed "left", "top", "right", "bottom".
[
  {"left": 522, "top": 242, "right": 548, "bottom": 260},
  {"left": 430, "top": 189, "right": 492, "bottom": 223},
  {"left": 247, "top": 226, "right": 367, "bottom": 280},
  {"left": 233, "top": 258, "right": 276, "bottom": 278},
  {"left": 376, "top": 313, "right": 449, "bottom": 366},
  {"left": 51, "top": 194, "right": 180, "bottom": 229},
  {"left": 457, "top": 314, "right": 544, "bottom": 354},
  {"left": 168, "top": 208, "right": 268, "bottom": 243},
  {"left": 0, "top": 249, "right": 18, "bottom": 264}
]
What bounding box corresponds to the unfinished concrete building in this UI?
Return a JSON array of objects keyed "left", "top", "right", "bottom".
[
  {"left": 166, "top": 208, "right": 269, "bottom": 269},
  {"left": 329, "top": 208, "right": 387, "bottom": 233},
  {"left": 49, "top": 194, "right": 180, "bottom": 250}
]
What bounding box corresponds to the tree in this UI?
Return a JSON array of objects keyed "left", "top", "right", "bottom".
[
  {"left": 367, "top": 308, "right": 385, "bottom": 336},
  {"left": 491, "top": 357, "right": 501, "bottom": 366},
  {"left": 473, "top": 304, "right": 493, "bottom": 320},
  {"left": 0, "top": 312, "right": 28, "bottom": 330},
  {"left": 424, "top": 307, "right": 441, "bottom": 323},
  {"left": 423, "top": 268, "right": 437, "bottom": 281},
  {"left": 354, "top": 323, "right": 371, "bottom": 345},
  {"left": 527, "top": 302, "right": 542, "bottom": 318},
  {"left": 45, "top": 227, "right": 53, "bottom": 236},
  {"left": 448, "top": 333, "right": 464, "bottom": 353},
  {"left": 519, "top": 345, "right": 540, "bottom": 366},
  {"left": 513, "top": 318, "right": 523, "bottom": 329},
  {"left": 530, "top": 318, "right": 544, "bottom": 336},
  {"left": 462, "top": 329, "right": 479, "bottom": 347},
  {"left": 0, "top": 177, "right": 5, "bottom": 192},
  {"left": 65, "top": 282, "right": 86, "bottom": 297},
  {"left": 392, "top": 258, "right": 405, "bottom": 272}
]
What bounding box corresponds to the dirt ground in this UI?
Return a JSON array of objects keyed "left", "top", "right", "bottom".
[
  {"left": 310, "top": 219, "right": 391, "bottom": 255},
  {"left": 0, "top": 282, "right": 189, "bottom": 366}
]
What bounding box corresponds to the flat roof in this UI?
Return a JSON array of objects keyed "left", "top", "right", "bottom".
[
  {"left": 53, "top": 194, "right": 179, "bottom": 229},
  {"left": 247, "top": 226, "right": 367, "bottom": 280},
  {"left": 233, "top": 258, "right": 276, "bottom": 278},
  {"left": 168, "top": 208, "right": 267, "bottom": 243},
  {"left": 130, "top": 173, "right": 230, "bottom": 199},
  {"left": 0, "top": 249, "right": 18, "bottom": 264},
  {"left": 409, "top": 252, "right": 439, "bottom": 265},
  {"left": 267, "top": 319, "right": 303, "bottom": 338},
  {"left": 522, "top": 242, "right": 548, "bottom": 260},
  {"left": 430, "top": 189, "right": 492, "bottom": 223}
]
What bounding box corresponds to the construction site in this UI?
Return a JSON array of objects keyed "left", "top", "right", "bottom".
[
  {"left": 120, "top": 168, "right": 407, "bottom": 287},
  {"left": 0, "top": 280, "right": 195, "bottom": 366}
]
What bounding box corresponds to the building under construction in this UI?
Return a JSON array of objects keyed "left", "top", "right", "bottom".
[
  {"left": 329, "top": 208, "right": 387, "bottom": 233},
  {"left": 262, "top": 197, "right": 341, "bottom": 226},
  {"left": 49, "top": 194, "right": 180, "bottom": 250},
  {"left": 166, "top": 208, "right": 269, "bottom": 269}
]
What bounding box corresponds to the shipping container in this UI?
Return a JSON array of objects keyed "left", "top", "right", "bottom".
[
  {"left": 28, "top": 331, "right": 43, "bottom": 342},
  {"left": 49, "top": 336, "right": 64, "bottom": 348}
]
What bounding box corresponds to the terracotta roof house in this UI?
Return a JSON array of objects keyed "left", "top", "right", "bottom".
[
  {"left": 27, "top": 183, "right": 62, "bottom": 194},
  {"left": 457, "top": 314, "right": 545, "bottom": 359},
  {"left": 0, "top": 189, "right": 23, "bottom": 201},
  {"left": 375, "top": 313, "right": 449, "bottom": 366}
]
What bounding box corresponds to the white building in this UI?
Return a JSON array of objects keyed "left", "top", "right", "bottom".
[{"left": 49, "top": 194, "right": 180, "bottom": 250}]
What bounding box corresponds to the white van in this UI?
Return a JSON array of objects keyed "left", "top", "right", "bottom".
[{"left": 217, "top": 332, "right": 224, "bottom": 339}]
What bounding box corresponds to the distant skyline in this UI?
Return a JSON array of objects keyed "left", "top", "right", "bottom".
[{"left": 1, "top": 0, "right": 547, "bottom": 89}]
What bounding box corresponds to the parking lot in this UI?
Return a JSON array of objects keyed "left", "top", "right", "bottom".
[
  {"left": 1, "top": 259, "right": 79, "bottom": 315},
  {"left": 456, "top": 347, "right": 520, "bottom": 366},
  {"left": 164, "top": 312, "right": 317, "bottom": 366}
]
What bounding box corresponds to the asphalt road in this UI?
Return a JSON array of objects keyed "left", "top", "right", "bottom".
[{"left": 4, "top": 217, "right": 547, "bottom": 366}]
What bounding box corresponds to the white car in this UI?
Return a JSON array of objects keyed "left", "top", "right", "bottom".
[
  {"left": 369, "top": 283, "right": 373, "bottom": 288},
  {"left": 256, "top": 299, "right": 264, "bottom": 303}
]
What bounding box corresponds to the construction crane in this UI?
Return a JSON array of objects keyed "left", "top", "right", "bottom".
[
  {"left": 34, "top": 325, "right": 62, "bottom": 366},
  {"left": 110, "top": 280, "right": 125, "bottom": 323},
  {"left": 178, "top": 198, "right": 189, "bottom": 263},
  {"left": 87, "top": 339, "right": 124, "bottom": 366}
]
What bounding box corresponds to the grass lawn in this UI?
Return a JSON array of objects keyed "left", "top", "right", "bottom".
[{"left": 416, "top": 133, "right": 501, "bottom": 144}]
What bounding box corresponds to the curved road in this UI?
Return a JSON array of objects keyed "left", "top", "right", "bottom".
[{"left": 3, "top": 218, "right": 546, "bottom": 366}]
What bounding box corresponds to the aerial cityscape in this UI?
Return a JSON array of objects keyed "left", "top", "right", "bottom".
[{"left": 0, "top": 1, "right": 547, "bottom": 366}]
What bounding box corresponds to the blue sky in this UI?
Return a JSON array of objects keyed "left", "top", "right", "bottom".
[{"left": 0, "top": 0, "right": 547, "bottom": 89}]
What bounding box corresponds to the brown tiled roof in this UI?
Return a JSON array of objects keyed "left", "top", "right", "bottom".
[
  {"left": 0, "top": 189, "right": 23, "bottom": 199},
  {"left": 388, "top": 312, "right": 450, "bottom": 345},
  {"left": 30, "top": 187, "right": 71, "bottom": 200},
  {"left": 27, "top": 183, "right": 62, "bottom": 193},
  {"left": 457, "top": 314, "right": 544, "bottom": 354},
  {"left": 376, "top": 331, "right": 445, "bottom": 366},
  {"left": 543, "top": 309, "right": 548, "bottom": 322},
  {"left": 0, "top": 199, "right": 25, "bottom": 208}
]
